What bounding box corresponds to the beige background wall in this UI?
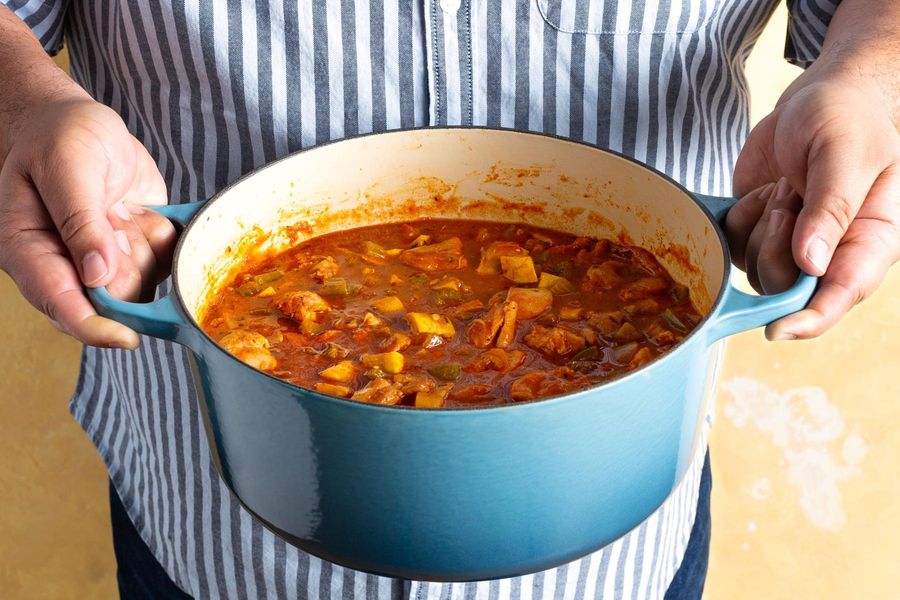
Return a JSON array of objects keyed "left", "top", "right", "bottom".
[{"left": 2, "top": 4, "right": 898, "bottom": 598}]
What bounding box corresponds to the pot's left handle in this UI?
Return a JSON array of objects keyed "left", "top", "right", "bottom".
[
  {"left": 85, "top": 200, "right": 207, "bottom": 345},
  {"left": 692, "top": 192, "right": 818, "bottom": 341}
]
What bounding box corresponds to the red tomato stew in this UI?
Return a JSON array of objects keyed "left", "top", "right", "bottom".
[{"left": 200, "top": 220, "right": 703, "bottom": 407}]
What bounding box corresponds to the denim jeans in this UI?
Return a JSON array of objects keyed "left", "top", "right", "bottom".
[{"left": 110, "top": 452, "right": 711, "bottom": 599}]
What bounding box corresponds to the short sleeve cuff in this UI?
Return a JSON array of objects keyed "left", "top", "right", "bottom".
[
  {"left": 2, "top": 0, "right": 69, "bottom": 55},
  {"left": 785, "top": 0, "right": 842, "bottom": 68}
]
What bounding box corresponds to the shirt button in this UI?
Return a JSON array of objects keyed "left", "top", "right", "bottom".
[{"left": 440, "top": 0, "right": 461, "bottom": 14}]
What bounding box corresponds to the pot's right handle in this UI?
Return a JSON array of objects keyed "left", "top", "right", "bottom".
[
  {"left": 706, "top": 274, "right": 817, "bottom": 342},
  {"left": 85, "top": 200, "right": 207, "bottom": 346},
  {"left": 692, "top": 192, "right": 818, "bottom": 341}
]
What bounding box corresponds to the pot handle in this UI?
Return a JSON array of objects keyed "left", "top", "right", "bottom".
[
  {"left": 85, "top": 200, "right": 207, "bottom": 345},
  {"left": 692, "top": 192, "right": 818, "bottom": 341},
  {"left": 707, "top": 273, "right": 817, "bottom": 342}
]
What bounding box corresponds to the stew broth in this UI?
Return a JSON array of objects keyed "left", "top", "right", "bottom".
[{"left": 200, "top": 220, "right": 702, "bottom": 407}]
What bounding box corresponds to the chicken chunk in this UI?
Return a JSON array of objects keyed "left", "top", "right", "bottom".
[
  {"left": 510, "top": 367, "right": 590, "bottom": 401},
  {"left": 495, "top": 301, "right": 518, "bottom": 348},
  {"left": 618, "top": 277, "right": 669, "bottom": 301},
  {"left": 274, "top": 291, "right": 331, "bottom": 322},
  {"left": 309, "top": 256, "right": 339, "bottom": 282},
  {"left": 399, "top": 237, "right": 467, "bottom": 271},
  {"left": 218, "top": 330, "right": 277, "bottom": 371},
  {"left": 522, "top": 325, "right": 586, "bottom": 357},
  {"left": 466, "top": 300, "right": 517, "bottom": 349},
  {"left": 393, "top": 372, "right": 437, "bottom": 395},
  {"left": 506, "top": 288, "right": 553, "bottom": 319},
  {"left": 587, "top": 310, "right": 625, "bottom": 337},
  {"left": 583, "top": 261, "right": 626, "bottom": 291},
  {"left": 351, "top": 378, "right": 404, "bottom": 405},
  {"left": 476, "top": 241, "right": 529, "bottom": 275},
  {"left": 466, "top": 348, "right": 526, "bottom": 373}
]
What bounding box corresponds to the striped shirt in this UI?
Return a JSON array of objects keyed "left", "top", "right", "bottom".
[{"left": 8, "top": 1, "right": 837, "bottom": 598}]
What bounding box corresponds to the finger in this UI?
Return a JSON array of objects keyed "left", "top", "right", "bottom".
[
  {"left": 790, "top": 136, "right": 888, "bottom": 276},
  {"left": 125, "top": 202, "right": 177, "bottom": 283},
  {"left": 744, "top": 179, "right": 803, "bottom": 293},
  {"left": 5, "top": 229, "right": 139, "bottom": 348},
  {"left": 743, "top": 179, "right": 791, "bottom": 292},
  {"left": 725, "top": 181, "right": 775, "bottom": 269},
  {"left": 765, "top": 240, "right": 889, "bottom": 341},
  {"left": 108, "top": 201, "right": 159, "bottom": 301},
  {"left": 757, "top": 208, "right": 800, "bottom": 294},
  {"left": 733, "top": 112, "right": 780, "bottom": 197},
  {"left": 27, "top": 150, "right": 123, "bottom": 288}
]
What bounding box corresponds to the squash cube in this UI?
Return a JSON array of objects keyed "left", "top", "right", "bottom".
[
  {"left": 500, "top": 255, "right": 538, "bottom": 284},
  {"left": 371, "top": 296, "right": 405, "bottom": 313},
  {"left": 314, "top": 382, "right": 352, "bottom": 398},
  {"left": 361, "top": 351, "right": 405, "bottom": 374},
  {"left": 414, "top": 384, "right": 453, "bottom": 408},
  {"left": 319, "top": 360, "right": 355, "bottom": 383},
  {"left": 406, "top": 312, "right": 456, "bottom": 338}
]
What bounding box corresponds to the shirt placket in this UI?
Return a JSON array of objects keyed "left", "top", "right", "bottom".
[{"left": 424, "top": 0, "right": 474, "bottom": 126}]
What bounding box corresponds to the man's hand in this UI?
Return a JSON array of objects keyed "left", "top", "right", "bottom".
[
  {"left": 0, "top": 96, "right": 176, "bottom": 348},
  {"left": 726, "top": 4, "right": 900, "bottom": 341}
]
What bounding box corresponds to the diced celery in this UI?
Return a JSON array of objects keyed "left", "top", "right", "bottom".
[
  {"left": 300, "top": 317, "right": 323, "bottom": 335},
  {"left": 427, "top": 364, "right": 461, "bottom": 382},
  {"left": 571, "top": 346, "right": 600, "bottom": 362},
  {"left": 362, "top": 240, "right": 386, "bottom": 258},
  {"left": 663, "top": 309, "right": 687, "bottom": 332},
  {"left": 612, "top": 342, "right": 639, "bottom": 363},
  {"left": 323, "top": 343, "right": 350, "bottom": 359},
  {"left": 432, "top": 288, "right": 463, "bottom": 307},
  {"left": 320, "top": 277, "right": 350, "bottom": 296}
]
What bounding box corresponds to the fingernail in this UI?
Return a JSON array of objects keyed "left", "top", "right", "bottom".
[
  {"left": 767, "top": 209, "right": 785, "bottom": 238},
  {"left": 760, "top": 182, "right": 776, "bottom": 201},
  {"left": 112, "top": 202, "right": 132, "bottom": 221},
  {"left": 126, "top": 203, "right": 145, "bottom": 215},
  {"left": 806, "top": 236, "right": 829, "bottom": 274},
  {"left": 82, "top": 251, "right": 108, "bottom": 285},
  {"left": 773, "top": 177, "right": 791, "bottom": 201},
  {"left": 114, "top": 230, "right": 132, "bottom": 256},
  {"left": 773, "top": 331, "right": 798, "bottom": 341}
]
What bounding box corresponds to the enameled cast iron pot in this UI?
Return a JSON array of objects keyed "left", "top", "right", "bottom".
[{"left": 89, "top": 128, "right": 815, "bottom": 581}]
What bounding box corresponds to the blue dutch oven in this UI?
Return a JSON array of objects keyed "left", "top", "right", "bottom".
[{"left": 88, "top": 128, "right": 814, "bottom": 581}]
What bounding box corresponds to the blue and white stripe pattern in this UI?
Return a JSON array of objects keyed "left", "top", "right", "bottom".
[{"left": 6, "top": 1, "right": 838, "bottom": 597}]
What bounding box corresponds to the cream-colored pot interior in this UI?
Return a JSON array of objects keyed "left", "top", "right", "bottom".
[{"left": 175, "top": 128, "right": 725, "bottom": 322}]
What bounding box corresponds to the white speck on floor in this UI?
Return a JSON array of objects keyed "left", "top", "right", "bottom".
[
  {"left": 750, "top": 478, "right": 771, "bottom": 500},
  {"left": 721, "top": 377, "right": 868, "bottom": 532},
  {"left": 747, "top": 521, "right": 758, "bottom": 533}
]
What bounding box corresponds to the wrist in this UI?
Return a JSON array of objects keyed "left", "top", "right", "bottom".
[{"left": 1, "top": 73, "right": 89, "bottom": 161}]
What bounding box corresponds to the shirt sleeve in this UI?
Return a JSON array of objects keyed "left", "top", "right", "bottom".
[
  {"left": 785, "top": 0, "right": 842, "bottom": 68},
  {"left": 2, "top": 0, "right": 69, "bottom": 55}
]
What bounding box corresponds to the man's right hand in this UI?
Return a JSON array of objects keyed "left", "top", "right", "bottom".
[{"left": 0, "top": 96, "right": 176, "bottom": 349}]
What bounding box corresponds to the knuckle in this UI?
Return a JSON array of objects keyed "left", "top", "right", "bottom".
[
  {"left": 812, "top": 191, "right": 855, "bottom": 233},
  {"left": 57, "top": 207, "right": 101, "bottom": 247}
]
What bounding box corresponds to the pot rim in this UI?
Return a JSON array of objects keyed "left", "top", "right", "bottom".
[{"left": 170, "top": 126, "right": 732, "bottom": 413}]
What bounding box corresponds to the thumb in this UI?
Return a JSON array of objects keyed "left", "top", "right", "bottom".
[{"left": 790, "top": 134, "right": 887, "bottom": 276}]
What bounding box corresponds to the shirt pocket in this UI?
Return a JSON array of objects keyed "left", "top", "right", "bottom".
[{"left": 536, "top": 0, "right": 723, "bottom": 35}]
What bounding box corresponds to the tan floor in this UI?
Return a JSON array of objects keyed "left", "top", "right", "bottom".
[{"left": 2, "top": 5, "right": 898, "bottom": 599}]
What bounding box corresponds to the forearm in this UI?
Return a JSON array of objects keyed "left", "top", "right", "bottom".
[
  {"left": 815, "top": 0, "right": 900, "bottom": 126},
  {"left": 0, "top": 5, "right": 88, "bottom": 160}
]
